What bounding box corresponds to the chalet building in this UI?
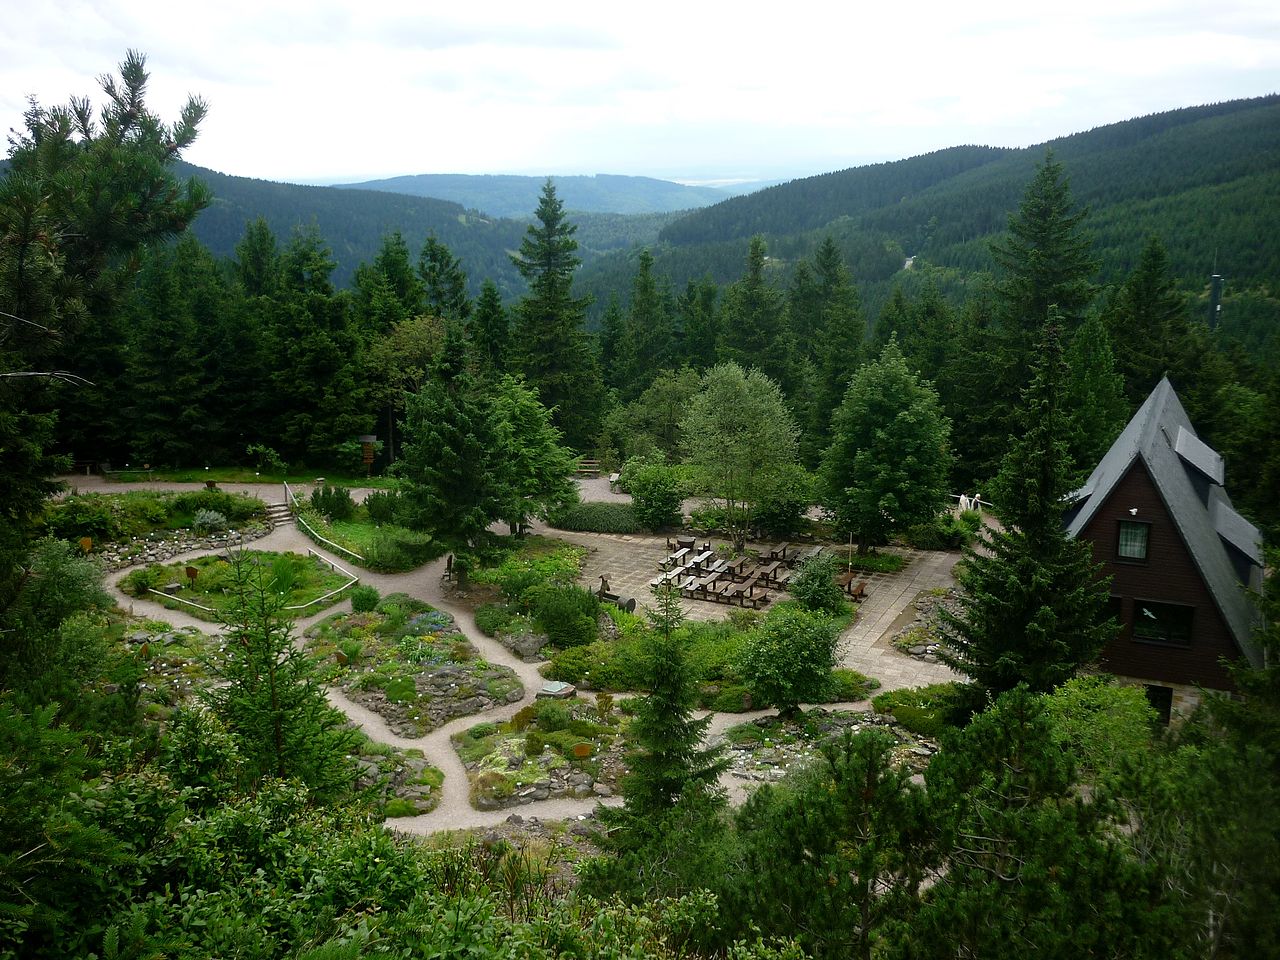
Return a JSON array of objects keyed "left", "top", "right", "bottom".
[{"left": 1063, "top": 377, "right": 1264, "bottom": 720}]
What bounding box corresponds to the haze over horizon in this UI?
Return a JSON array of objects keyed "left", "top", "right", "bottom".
[{"left": 4, "top": 1, "right": 1279, "bottom": 186}]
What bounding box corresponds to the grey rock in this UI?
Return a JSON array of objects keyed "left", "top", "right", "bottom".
[{"left": 592, "top": 782, "right": 613, "bottom": 797}]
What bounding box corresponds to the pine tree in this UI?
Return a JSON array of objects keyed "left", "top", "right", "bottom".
[
  {"left": 719, "top": 236, "right": 790, "bottom": 388},
  {"left": 1063, "top": 311, "right": 1127, "bottom": 473},
  {"left": 619, "top": 249, "right": 674, "bottom": 400},
  {"left": 616, "top": 585, "right": 728, "bottom": 822},
  {"left": 599, "top": 293, "right": 627, "bottom": 390},
  {"left": 509, "top": 180, "right": 603, "bottom": 450},
  {"left": 939, "top": 320, "right": 1113, "bottom": 695},
  {"left": 396, "top": 325, "right": 497, "bottom": 550},
  {"left": 419, "top": 234, "right": 470, "bottom": 322},
  {"left": 469, "top": 279, "right": 507, "bottom": 374},
  {"left": 677, "top": 275, "right": 720, "bottom": 371},
  {"left": 822, "top": 338, "right": 952, "bottom": 553},
  {"left": 204, "top": 552, "right": 359, "bottom": 800},
  {"left": 1103, "top": 235, "right": 1193, "bottom": 403}
]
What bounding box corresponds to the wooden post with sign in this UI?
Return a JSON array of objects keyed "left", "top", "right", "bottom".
[{"left": 358, "top": 434, "right": 377, "bottom": 478}]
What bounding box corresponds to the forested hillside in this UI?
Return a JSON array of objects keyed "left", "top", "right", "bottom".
[
  {"left": 334, "top": 172, "right": 732, "bottom": 217},
  {"left": 574, "top": 96, "right": 1280, "bottom": 321},
  {"left": 180, "top": 164, "right": 677, "bottom": 293}
]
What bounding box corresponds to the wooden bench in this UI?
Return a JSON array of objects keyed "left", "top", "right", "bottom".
[
  {"left": 767, "top": 542, "right": 792, "bottom": 563},
  {"left": 796, "top": 545, "right": 823, "bottom": 566},
  {"left": 575, "top": 458, "right": 601, "bottom": 478},
  {"left": 836, "top": 570, "right": 868, "bottom": 601}
]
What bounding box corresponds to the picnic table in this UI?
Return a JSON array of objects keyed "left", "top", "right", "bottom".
[
  {"left": 767, "top": 542, "right": 792, "bottom": 563},
  {"left": 662, "top": 547, "right": 690, "bottom": 570},
  {"left": 689, "top": 550, "right": 715, "bottom": 569},
  {"left": 676, "top": 535, "right": 697, "bottom": 551},
  {"left": 725, "top": 556, "right": 749, "bottom": 577},
  {"left": 756, "top": 560, "right": 783, "bottom": 584}
]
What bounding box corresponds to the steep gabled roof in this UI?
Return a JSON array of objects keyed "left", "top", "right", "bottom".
[{"left": 1066, "top": 377, "right": 1264, "bottom": 667}]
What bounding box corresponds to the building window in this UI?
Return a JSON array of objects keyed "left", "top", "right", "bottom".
[
  {"left": 1132, "top": 601, "right": 1194, "bottom": 646},
  {"left": 1117, "top": 520, "right": 1150, "bottom": 561}
]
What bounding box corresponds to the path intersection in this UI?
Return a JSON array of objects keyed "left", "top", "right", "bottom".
[{"left": 85, "top": 477, "right": 960, "bottom": 835}]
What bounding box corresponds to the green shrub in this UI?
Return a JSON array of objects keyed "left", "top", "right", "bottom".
[
  {"left": 524, "top": 731, "right": 547, "bottom": 756},
  {"left": 382, "top": 797, "right": 420, "bottom": 818},
  {"left": 548, "top": 501, "right": 641, "bottom": 534},
  {"left": 627, "top": 464, "right": 684, "bottom": 530},
  {"left": 529, "top": 584, "right": 600, "bottom": 648},
  {"left": 872, "top": 682, "right": 970, "bottom": 737},
  {"left": 700, "top": 684, "right": 753, "bottom": 712},
  {"left": 843, "top": 552, "right": 907, "bottom": 573},
  {"left": 688, "top": 504, "right": 730, "bottom": 533},
  {"left": 170, "top": 489, "right": 262, "bottom": 522},
  {"left": 788, "top": 554, "right": 847, "bottom": 616},
  {"left": 364, "top": 527, "right": 439, "bottom": 572},
  {"left": 474, "top": 603, "right": 514, "bottom": 637},
  {"left": 364, "top": 489, "right": 403, "bottom": 525},
  {"left": 535, "top": 701, "right": 572, "bottom": 733},
  {"left": 902, "top": 511, "right": 980, "bottom": 551},
  {"left": 383, "top": 676, "right": 418, "bottom": 703},
  {"left": 192, "top": 508, "right": 228, "bottom": 533},
  {"left": 350, "top": 585, "right": 380, "bottom": 613},
  {"left": 827, "top": 668, "right": 880, "bottom": 702},
  {"left": 311, "top": 485, "right": 356, "bottom": 522}
]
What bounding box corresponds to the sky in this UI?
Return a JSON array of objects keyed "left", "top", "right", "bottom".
[{"left": 3, "top": 0, "right": 1278, "bottom": 185}]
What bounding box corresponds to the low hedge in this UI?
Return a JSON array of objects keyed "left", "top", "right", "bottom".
[{"left": 548, "top": 502, "right": 641, "bottom": 534}]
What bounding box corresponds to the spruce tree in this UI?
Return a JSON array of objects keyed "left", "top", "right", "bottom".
[
  {"left": 509, "top": 179, "right": 603, "bottom": 450},
  {"left": 419, "top": 234, "right": 470, "bottom": 322},
  {"left": 1063, "top": 311, "right": 1127, "bottom": 473},
  {"left": 677, "top": 275, "right": 720, "bottom": 371},
  {"left": 616, "top": 584, "right": 728, "bottom": 823},
  {"left": 939, "top": 319, "right": 1113, "bottom": 696},
  {"left": 719, "top": 236, "right": 790, "bottom": 388},
  {"left": 204, "top": 553, "right": 359, "bottom": 800},
  {"left": 469, "top": 279, "right": 507, "bottom": 374},
  {"left": 619, "top": 249, "right": 674, "bottom": 400}
]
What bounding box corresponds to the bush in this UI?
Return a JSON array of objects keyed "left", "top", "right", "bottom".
[
  {"left": 688, "top": 504, "right": 730, "bottom": 533},
  {"left": 844, "top": 552, "right": 907, "bottom": 573},
  {"left": 311, "top": 485, "right": 356, "bottom": 522},
  {"left": 364, "top": 527, "right": 439, "bottom": 572},
  {"left": 827, "top": 668, "right": 880, "bottom": 702},
  {"left": 872, "top": 682, "right": 971, "bottom": 737},
  {"left": 524, "top": 731, "right": 547, "bottom": 756},
  {"left": 474, "top": 603, "right": 514, "bottom": 637},
  {"left": 739, "top": 608, "right": 841, "bottom": 715},
  {"left": 787, "top": 554, "right": 847, "bottom": 616},
  {"left": 170, "top": 489, "right": 262, "bottom": 522},
  {"left": 548, "top": 502, "right": 641, "bottom": 534},
  {"left": 364, "top": 489, "right": 402, "bottom": 525},
  {"left": 627, "top": 463, "right": 684, "bottom": 530},
  {"left": 529, "top": 584, "right": 599, "bottom": 648},
  {"left": 192, "top": 509, "right": 229, "bottom": 533},
  {"left": 350, "top": 585, "right": 380, "bottom": 613},
  {"left": 902, "top": 510, "right": 981, "bottom": 551},
  {"left": 535, "top": 700, "right": 572, "bottom": 733}
]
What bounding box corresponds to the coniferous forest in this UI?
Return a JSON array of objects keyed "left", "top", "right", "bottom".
[{"left": 2, "top": 52, "right": 1279, "bottom": 959}]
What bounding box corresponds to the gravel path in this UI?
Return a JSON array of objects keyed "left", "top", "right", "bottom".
[{"left": 99, "top": 478, "right": 952, "bottom": 834}]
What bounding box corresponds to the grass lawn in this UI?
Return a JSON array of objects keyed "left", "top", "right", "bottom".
[
  {"left": 120, "top": 551, "right": 353, "bottom": 622},
  {"left": 293, "top": 504, "right": 440, "bottom": 573}
]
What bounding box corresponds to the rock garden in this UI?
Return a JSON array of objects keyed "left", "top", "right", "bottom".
[
  {"left": 891, "top": 587, "right": 961, "bottom": 664},
  {"left": 306, "top": 590, "right": 523, "bottom": 738},
  {"left": 451, "top": 696, "right": 628, "bottom": 810},
  {"left": 721, "top": 707, "right": 940, "bottom": 783}
]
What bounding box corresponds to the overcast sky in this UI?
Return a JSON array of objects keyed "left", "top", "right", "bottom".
[{"left": 3, "top": 1, "right": 1278, "bottom": 185}]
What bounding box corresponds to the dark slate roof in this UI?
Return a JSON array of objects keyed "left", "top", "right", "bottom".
[{"left": 1066, "top": 377, "right": 1264, "bottom": 667}]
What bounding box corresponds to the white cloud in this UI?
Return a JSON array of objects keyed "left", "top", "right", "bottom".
[{"left": 1, "top": 0, "right": 1277, "bottom": 181}]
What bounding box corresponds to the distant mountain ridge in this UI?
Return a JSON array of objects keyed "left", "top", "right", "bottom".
[{"left": 332, "top": 172, "right": 737, "bottom": 217}]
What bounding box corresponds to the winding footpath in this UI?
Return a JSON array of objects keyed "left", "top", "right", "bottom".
[{"left": 96, "top": 478, "right": 957, "bottom": 835}]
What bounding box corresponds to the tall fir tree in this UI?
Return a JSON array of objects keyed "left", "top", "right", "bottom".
[
  {"left": 939, "top": 319, "right": 1113, "bottom": 695},
  {"left": 619, "top": 249, "right": 675, "bottom": 400},
  {"left": 469, "top": 279, "right": 508, "bottom": 375},
  {"left": 677, "top": 275, "right": 720, "bottom": 371},
  {"left": 396, "top": 324, "right": 497, "bottom": 550},
  {"left": 509, "top": 179, "right": 603, "bottom": 450},
  {"left": 419, "top": 234, "right": 470, "bottom": 322},
  {"left": 598, "top": 293, "right": 626, "bottom": 389},
  {"left": 1063, "top": 311, "right": 1128, "bottom": 474},
  {"left": 719, "top": 236, "right": 791, "bottom": 389}
]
